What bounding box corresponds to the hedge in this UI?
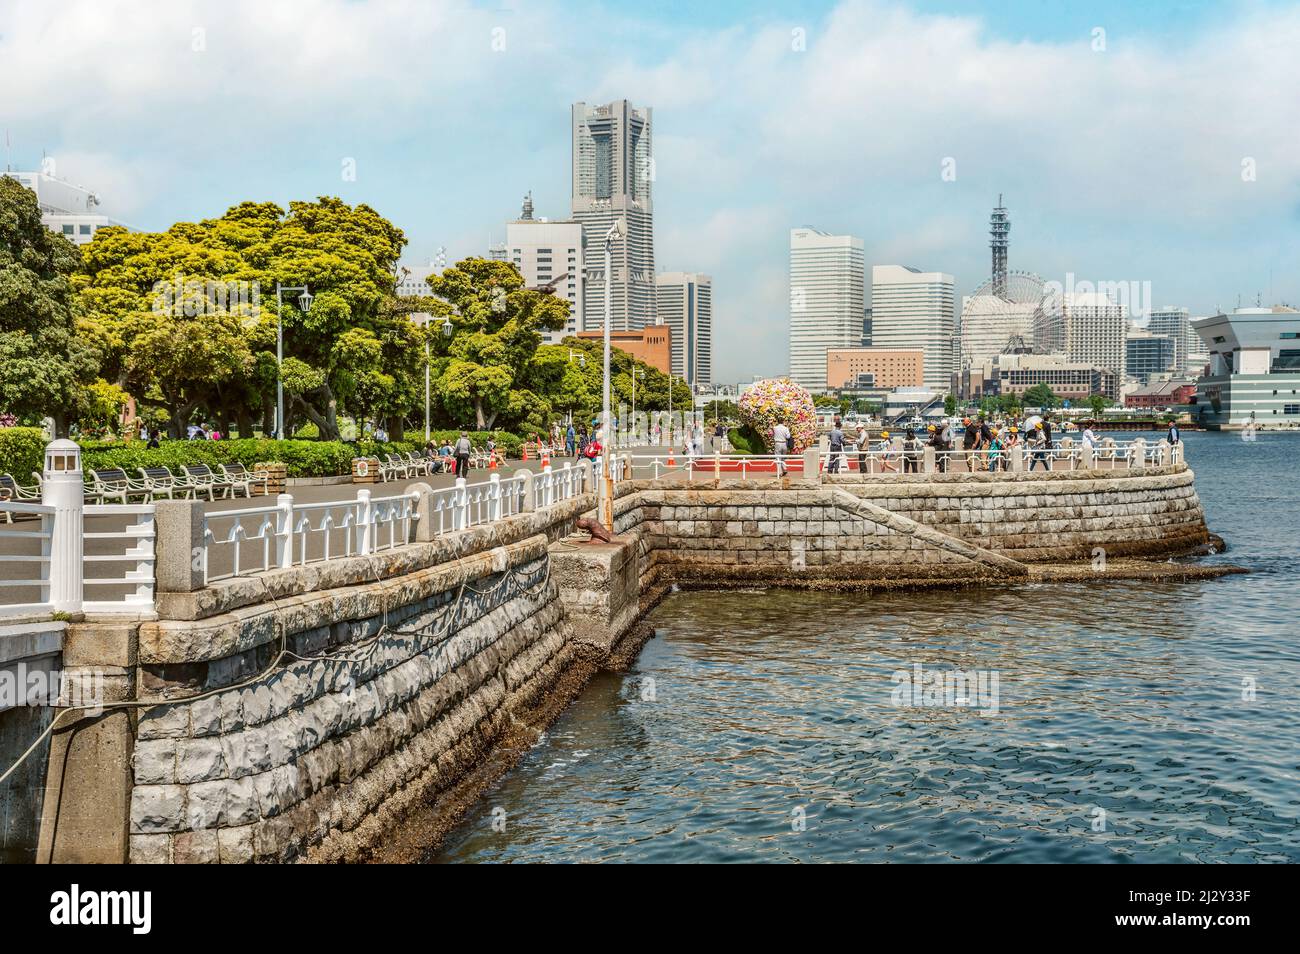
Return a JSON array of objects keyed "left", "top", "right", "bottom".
[
  {"left": 0, "top": 427, "right": 48, "bottom": 481},
  {"left": 2, "top": 430, "right": 527, "bottom": 481}
]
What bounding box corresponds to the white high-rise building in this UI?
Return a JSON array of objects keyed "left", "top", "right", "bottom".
[
  {"left": 1034, "top": 291, "right": 1127, "bottom": 397},
  {"left": 4, "top": 169, "right": 126, "bottom": 245},
  {"left": 497, "top": 193, "right": 585, "bottom": 344},
  {"left": 789, "top": 228, "right": 865, "bottom": 392},
  {"left": 571, "top": 100, "right": 655, "bottom": 332},
  {"left": 871, "top": 265, "right": 956, "bottom": 392},
  {"left": 1146, "top": 307, "right": 1203, "bottom": 377},
  {"left": 656, "top": 272, "right": 712, "bottom": 387}
]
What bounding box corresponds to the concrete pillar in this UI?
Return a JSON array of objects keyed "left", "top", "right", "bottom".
[
  {"left": 802, "top": 446, "right": 819, "bottom": 478},
  {"left": 1131, "top": 438, "right": 1147, "bottom": 470},
  {"left": 519, "top": 470, "right": 536, "bottom": 512},
  {"left": 923, "top": 445, "right": 936, "bottom": 474},
  {"left": 154, "top": 499, "right": 206, "bottom": 592},
  {"left": 1156, "top": 439, "right": 1170, "bottom": 467},
  {"left": 41, "top": 439, "right": 84, "bottom": 614},
  {"left": 1010, "top": 444, "right": 1024, "bottom": 472},
  {"left": 408, "top": 482, "right": 436, "bottom": 542}
]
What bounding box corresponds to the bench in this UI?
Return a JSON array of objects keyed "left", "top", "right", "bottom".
[
  {"left": 89, "top": 468, "right": 151, "bottom": 504},
  {"left": 380, "top": 454, "right": 415, "bottom": 481},
  {"left": 0, "top": 472, "right": 42, "bottom": 523},
  {"left": 220, "top": 463, "right": 269, "bottom": 498},
  {"left": 138, "top": 466, "right": 193, "bottom": 500},
  {"left": 181, "top": 464, "right": 234, "bottom": 500}
]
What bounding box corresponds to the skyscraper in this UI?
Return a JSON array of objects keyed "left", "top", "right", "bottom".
[
  {"left": 571, "top": 100, "right": 656, "bottom": 332},
  {"left": 496, "top": 193, "right": 585, "bottom": 345},
  {"left": 656, "top": 272, "right": 712, "bottom": 387},
  {"left": 1034, "top": 291, "right": 1126, "bottom": 397},
  {"left": 1147, "top": 307, "right": 1199, "bottom": 376},
  {"left": 871, "top": 264, "right": 956, "bottom": 392},
  {"left": 789, "top": 228, "right": 865, "bottom": 392}
]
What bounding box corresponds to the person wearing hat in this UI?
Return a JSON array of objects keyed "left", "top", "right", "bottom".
[
  {"left": 1027, "top": 420, "right": 1049, "bottom": 471},
  {"left": 855, "top": 422, "right": 871, "bottom": 474},
  {"left": 877, "top": 429, "right": 898, "bottom": 472},
  {"left": 987, "top": 426, "right": 1005, "bottom": 471},
  {"left": 902, "top": 427, "right": 923, "bottom": 473}
]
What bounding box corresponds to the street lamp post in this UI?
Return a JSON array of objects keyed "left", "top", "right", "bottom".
[
  {"left": 567, "top": 349, "right": 587, "bottom": 426},
  {"left": 631, "top": 367, "right": 644, "bottom": 447},
  {"left": 600, "top": 218, "right": 624, "bottom": 529},
  {"left": 274, "top": 283, "right": 312, "bottom": 439}
]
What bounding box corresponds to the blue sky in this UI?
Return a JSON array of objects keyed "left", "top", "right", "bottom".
[{"left": 3, "top": 0, "right": 1297, "bottom": 382}]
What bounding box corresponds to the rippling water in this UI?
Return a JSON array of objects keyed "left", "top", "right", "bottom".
[{"left": 433, "top": 431, "right": 1300, "bottom": 863}]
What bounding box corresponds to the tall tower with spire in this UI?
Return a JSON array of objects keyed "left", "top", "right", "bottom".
[{"left": 990, "top": 194, "right": 1009, "bottom": 298}]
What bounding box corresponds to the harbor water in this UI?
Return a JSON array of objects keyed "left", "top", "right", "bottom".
[{"left": 432, "top": 431, "right": 1300, "bottom": 863}]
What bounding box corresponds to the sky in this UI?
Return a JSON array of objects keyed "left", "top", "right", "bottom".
[{"left": 2, "top": 0, "right": 1298, "bottom": 383}]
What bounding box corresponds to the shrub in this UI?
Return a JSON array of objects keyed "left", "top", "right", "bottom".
[
  {"left": 0, "top": 427, "right": 49, "bottom": 481},
  {"left": 81, "top": 438, "right": 418, "bottom": 479},
  {"left": 727, "top": 424, "right": 767, "bottom": 455}
]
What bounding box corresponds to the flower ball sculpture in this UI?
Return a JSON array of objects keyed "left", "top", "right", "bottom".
[{"left": 739, "top": 378, "right": 817, "bottom": 453}]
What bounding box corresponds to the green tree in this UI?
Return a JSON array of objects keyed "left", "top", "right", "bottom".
[
  {"left": 0, "top": 175, "right": 101, "bottom": 435},
  {"left": 943, "top": 393, "right": 958, "bottom": 415},
  {"left": 79, "top": 197, "right": 413, "bottom": 439},
  {"left": 1023, "top": 383, "right": 1059, "bottom": 409},
  {"left": 423, "top": 258, "right": 570, "bottom": 430},
  {"left": 1088, "top": 394, "right": 1111, "bottom": 417}
]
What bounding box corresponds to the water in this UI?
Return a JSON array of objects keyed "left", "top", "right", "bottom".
[{"left": 433, "top": 431, "right": 1300, "bottom": 862}]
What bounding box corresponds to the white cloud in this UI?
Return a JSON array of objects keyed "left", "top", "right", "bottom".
[{"left": 4, "top": 0, "right": 1297, "bottom": 382}]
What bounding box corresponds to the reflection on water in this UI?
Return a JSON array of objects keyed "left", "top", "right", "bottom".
[{"left": 432, "top": 431, "right": 1300, "bottom": 863}]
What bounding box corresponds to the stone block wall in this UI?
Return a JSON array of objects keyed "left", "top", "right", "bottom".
[
  {"left": 616, "top": 482, "right": 1027, "bottom": 585},
  {"left": 830, "top": 464, "right": 1208, "bottom": 561},
  {"left": 124, "top": 490, "right": 598, "bottom": 864}
]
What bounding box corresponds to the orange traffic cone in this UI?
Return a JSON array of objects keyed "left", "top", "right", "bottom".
[
  {"left": 488, "top": 453, "right": 498, "bottom": 470},
  {"left": 540, "top": 447, "right": 550, "bottom": 469},
  {"left": 666, "top": 449, "right": 676, "bottom": 467}
]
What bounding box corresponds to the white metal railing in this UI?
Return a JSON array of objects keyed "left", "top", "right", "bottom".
[
  {"left": 202, "top": 488, "right": 420, "bottom": 583},
  {"left": 83, "top": 503, "right": 156, "bottom": 614},
  {"left": 624, "top": 438, "right": 1182, "bottom": 478},
  {"left": 0, "top": 501, "right": 55, "bottom": 617}
]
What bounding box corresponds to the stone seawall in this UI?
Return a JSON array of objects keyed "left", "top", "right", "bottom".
[
  {"left": 18, "top": 463, "right": 1217, "bottom": 863},
  {"left": 828, "top": 464, "right": 1208, "bottom": 561}
]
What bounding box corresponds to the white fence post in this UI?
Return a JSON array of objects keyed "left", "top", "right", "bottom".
[
  {"left": 561, "top": 461, "right": 573, "bottom": 501},
  {"left": 542, "top": 464, "right": 553, "bottom": 507},
  {"left": 42, "top": 439, "right": 84, "bottom": 614},
  {"left": 275, "top": 492, "right": 294, "bottom": 568},
  {"left": 357, "top": 488, "right": 373, "bottom": 554},
  {"left": 489, "top": 472, "right": 503, "bottom": 520},
  {"left": 454, "top": 477, "right": 468, "bottom": 529}
]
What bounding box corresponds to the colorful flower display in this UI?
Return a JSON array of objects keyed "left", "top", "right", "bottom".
[{"left": 738, "top": 378, "right": 817, "bottom": 453}]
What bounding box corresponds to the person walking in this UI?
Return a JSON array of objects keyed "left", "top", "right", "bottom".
[
  {"left": 961, "top": 417, "right": 979, "bottom": 472},
  {"left": 772, "top": 420, "right": 792, "bottom": 477},
  {"left": 584, "top": 431, "right": 602, "bottom": 483},
  {"left": 1027, "top": 423, "right": 1048, "bottom": 471},
  {"left": 855, "top": 423, "right": 870, "bottom": 473},
  {"left": 1167, "top": 421, "right": 1180, "bottom": 445},
  {"left": 566, "top": 423, "right": 576, "bottom": 457},
  {"left": 987, "top": 427, "right": 1004, "bottom": 472},
  {"left": 902, "top": 428, "right": 921, "bottom": 473},
  {"left": 453, "top": 431, "right": 472, "bottom": 479},
  {"left": 828, "top": 417, "right": 845, "bottom": 474}
]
